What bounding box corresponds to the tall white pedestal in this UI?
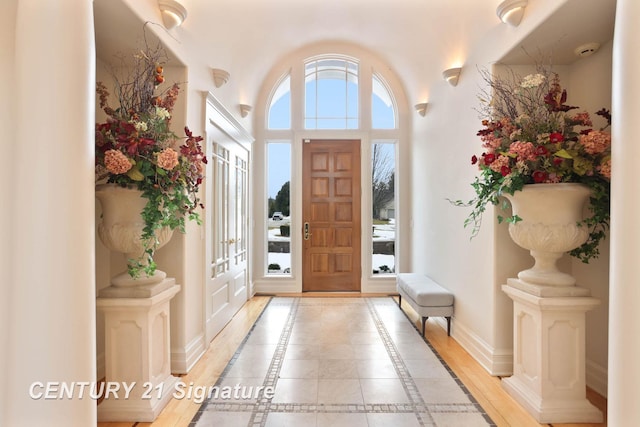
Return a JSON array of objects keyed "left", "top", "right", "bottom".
[
  {"left": 502, "top": 280, "right": 603, "bottom": 424},
  {"left": 96, "top": 281, "right": 180, "bottom": 422}
]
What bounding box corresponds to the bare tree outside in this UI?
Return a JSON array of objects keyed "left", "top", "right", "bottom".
[
  {"left": 372, "top": 144, "right": 394, "bottom": 219},
  {"left": 372, "top": 142, "right": 395, "bottom": 274}
]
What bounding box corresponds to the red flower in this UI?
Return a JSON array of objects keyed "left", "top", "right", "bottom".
[
  {"left": 549, "top": 132, "right": 564, "bottom": 143},
  {"left": 116, "top": 135, "right": 155, "bottom": 157},
  {"left": 532, "top": 170, "right": 548, "bottom": 183},
  {"left": 535, "top": 146, "right": 549, "bottom": 156},
  {"left": 500, "top": 166, "right": 511, "bottom": 176},
  {"left": 471, "top": 155, "right": 478, "bottom": 165},
  {"left": 553, "top": 157, "right": 564, "bottom": 166},
  {"left": 544, "top": 88, "right": 578, "bottom": 112},
  {"left": 483, "top": 153, "right": 496, "bottom": 164}
]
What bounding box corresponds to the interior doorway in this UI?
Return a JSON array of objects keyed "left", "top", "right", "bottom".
[{"left": 302, "top": 139, "right": 361, "bottom": 291}]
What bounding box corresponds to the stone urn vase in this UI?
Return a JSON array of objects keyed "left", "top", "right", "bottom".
[
  {"left": 503, "top": 183, "right": 591, "bottom": 287},
  {"left": 96, "top": 184, "right": 173, "bottom": 287}
]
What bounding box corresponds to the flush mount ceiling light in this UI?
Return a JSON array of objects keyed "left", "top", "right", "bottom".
[
  {"left": 239, "top": 104, "right": 252, "bottom": 118},
  {"left": 496, "top": 0, "right": 528, "bottom": 26},
  {"left": 158, "top": 0, "right": 187, "bottom": 30},
  {"left": 442, "top": 67, "right": 462, "bottom": 87},
  {"left": 211, "top": 68, "right": 230, "bottom": 87},
  {"left": 414, "top": 102, "right": 429, "bottom": 117}
]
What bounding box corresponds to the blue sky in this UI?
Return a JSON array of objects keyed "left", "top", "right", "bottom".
[{"left": 267, "top": 76, "right": 394, "bottom": 198}]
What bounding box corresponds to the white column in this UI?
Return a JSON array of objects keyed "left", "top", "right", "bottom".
[
  {"left": 609, "top": 1, "right": 640, "bottom": 426},
  {"left": 0, "top": 1, "right": 18, "bottom": 423},
  {"left": 5, "top": 1, "right": 97, "bottom": 426}
]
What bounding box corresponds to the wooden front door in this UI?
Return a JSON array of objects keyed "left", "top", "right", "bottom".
[{"left": 302, "top": 139, "right": 361, "bottom": 291}]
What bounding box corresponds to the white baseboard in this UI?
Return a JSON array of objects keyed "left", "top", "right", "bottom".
[
  {"left": 450, "top": 318, "right": 514, "bottom": 377},
  {"left": 254, "top": 279, "right": 302, "bottom": 294},
  {"left": 586, "top": 359, "right": 608, "bottom": 397},
  {"left": 362, "top": 280, "right": 396, "bottom": 294},
  {"left": 254, "top": 279, "right": 397, "bottom": 295},
  {"left": 171, "top": 333, "right": 206, "bottom": 374}
]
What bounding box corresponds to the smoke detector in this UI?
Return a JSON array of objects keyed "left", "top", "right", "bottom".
[{"left": 574, "top": 42, "right": 600, "bottom": 58}]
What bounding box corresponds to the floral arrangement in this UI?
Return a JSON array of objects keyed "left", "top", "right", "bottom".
[
  {"left": 95, "top": 40, "right": 207, "bottom": 277},
  {"left": 453, "top": 66, "right": 611, "bottom": 263}
]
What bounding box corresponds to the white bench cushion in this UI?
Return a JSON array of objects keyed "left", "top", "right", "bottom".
[{"left": 397, "top": 273, "right": 454, "bottom": 307}]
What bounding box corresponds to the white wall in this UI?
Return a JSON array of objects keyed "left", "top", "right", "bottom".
[
  {"left": 411, "top": 57, "right": 503, "bottom": 371},
  {"left": 408, "top": 0, "right": 614, "bottom": 378},
  {"left": 568, "top": 41, "right": 613, "bottom": 396}
]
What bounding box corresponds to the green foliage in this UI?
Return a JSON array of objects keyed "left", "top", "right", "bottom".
[{"left": 274, "top": 181, "right": 290, "bottom": 216}]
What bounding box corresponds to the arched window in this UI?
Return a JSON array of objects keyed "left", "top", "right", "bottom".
[
  {"left": 268, "top": 74, "right": 291, "bottom": 130},
  {"left": 258, "top": 48, "right": 406, "bottom": 291},
  {"left": 304, "top": 58, "right": 359, "bottom": 129},
  {"left": 372, "top": 74, "right": 396, "bottom": 129}
]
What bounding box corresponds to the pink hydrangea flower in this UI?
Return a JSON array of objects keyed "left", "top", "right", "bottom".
[
  {"left": 599, "top": 158, "right": 612, "bottom": 180},
  {"left": 580, "top": 130, "right": 611, "bottom": 155},
  {"left": 572, "top": 112, "right": 593, "bottom": 127},
  {"left": 481, "top": 133, "right": 502, "bottom": 152},
  {"left": 157, "top": 148, "right": 179, "bottom": 170},
  {"left": 104, "top": 149, "right": 133, "bottom": 174},
  {"left": 508, "top": 141, "right": 537, "bottom": 162},
  {"left": 489, "top": 154, "right": 511, "bottom": 174}
]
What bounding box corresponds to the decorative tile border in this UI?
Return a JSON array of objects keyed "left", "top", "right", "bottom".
[
  {"left": 247, "top": 297, "right": 299, "bottom": 426},
  {"left": 364, "top": 298, "right": 434, "bottom": 426},
  {"left": 190, "top": 297, "right": 495, "bottom": 426},
  {"left": 389, "top": 297, "right": 497, "bottom": 426}
]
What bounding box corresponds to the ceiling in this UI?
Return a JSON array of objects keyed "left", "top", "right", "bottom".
[
  {"left": 94, "top": 0, "right": 616, "bottom": 110},
  {"left": 500, "top": 0, "right": 616, "bottom": 64}
]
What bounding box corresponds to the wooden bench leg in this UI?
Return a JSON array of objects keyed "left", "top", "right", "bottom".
[
  {"left": 421, "top": 316, "right": 428, "bottom": 336},
  {"left": 398, "top": 294, "right": 402, "bottom": 307},
  {"left": 446, "top": 316, "right": 451, "bottom": 336}
]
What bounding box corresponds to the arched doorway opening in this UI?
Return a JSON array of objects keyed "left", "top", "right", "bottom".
[{"left": 253, "top": 42, "right": 410, "bottom": 294}]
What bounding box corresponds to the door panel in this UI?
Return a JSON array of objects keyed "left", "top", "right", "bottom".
[
  {"left": 303, "top": 139, "right": 361, "bottom": 291},
  {"left": 205, "top": 140, "right": 249, "bottom": 343}
]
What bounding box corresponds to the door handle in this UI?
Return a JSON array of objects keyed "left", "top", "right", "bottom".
[{"left": 304, "top": 222, "right": 312, "bottom": 240}]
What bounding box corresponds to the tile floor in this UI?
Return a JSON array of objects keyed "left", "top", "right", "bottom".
[{"left": 190, "top": 297, "right": 495, "bottom": 427}]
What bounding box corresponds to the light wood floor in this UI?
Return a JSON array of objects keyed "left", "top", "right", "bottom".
[{"left": 97, "top": 294, "right": 607, "bottom": 427}]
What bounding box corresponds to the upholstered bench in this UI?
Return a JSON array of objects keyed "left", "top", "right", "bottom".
[{"left": 396, "top": 273, "right": 454, "bottom": 336}]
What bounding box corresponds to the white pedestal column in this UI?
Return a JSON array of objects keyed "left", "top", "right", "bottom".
[
  {"left": 97, "top": 282, "right": 180, "bottom": 422},
  {"left": 502, "top": 281, "right": 602, "bottom": 424}
]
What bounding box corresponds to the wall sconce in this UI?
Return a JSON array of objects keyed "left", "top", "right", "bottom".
[
  {"left": 414, "top": 103, "right": 429, "bottom": 117},
  {"left": 442, "top": 67, "right": 462, "bottom": 87},
  {"left": 211, "top": 68, "right": 230, "bottom": 88},
  {"left": 239, "top": 104, "right": 252, "bottom": 118},
  {"left": 496, "top": 0, "right": 528, "bottom": 26},
  {"left": 158, "top": 0, "right": 187, "bottom": 30}
]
